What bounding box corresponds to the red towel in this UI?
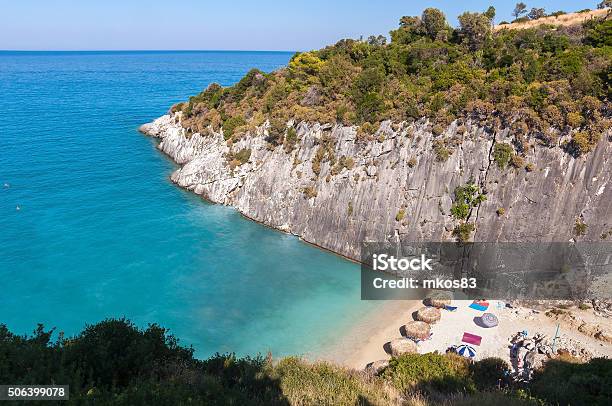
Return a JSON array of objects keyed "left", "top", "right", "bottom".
[{"left": 462, "top": 332, "right": 482, "bottom": 346}]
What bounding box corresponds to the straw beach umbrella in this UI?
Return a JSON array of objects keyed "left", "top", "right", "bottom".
[
  {"left": 416, "top": 306, "right": 441, "bottom": 324},
  {"left": 425, "top": 292, "right": 451, "bottom": 308},
  {"left": 388, "top": 338, "right": 417, "bottom": 356},
  {"left": 403, "top": 321, "right": 431, "bottom": 341}
]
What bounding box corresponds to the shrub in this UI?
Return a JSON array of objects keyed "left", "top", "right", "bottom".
[
  {"left": 234, "top": 148, "right": 251, "bottom": 165},
  {"left": 273, "top": 358, "right": 395, "bottom": 405},
  {"left": 493, "top": 143, "right": 514, "bottom": 169},
  {"left": 510, "top": 154, "right": 525, "bottom": 169},
  {"left": 303, "top": 186, "right": 318, "bottom": 199},
  {"left": 496, "top": 207, "right": 505, "bottom": 216},
  {"left": 574, "top": 218, "right": 588, "bottom": 236},
  {"left": 530, "top": 357, "right": 612, "bottom": 405},
  {"left": 408, "top": 157, "right": 417, "bottom": 168},
  {"left": 284, "top": 126, "right": 298, "bottom": 152},
  {"left": 222, "top": 116, "right": 246, "bottom": 140},
  {"left": 383, "top": 353, "right": 474, "bottom": 395},
  {"left": 470, "top": 358, "right": 510, "bottom": 390},
  {"left": 433, "top": 140, "right": 451, "bottom": 162},
  {"left": 453, "top": 223, "right": 475, "bottom": 242},
  {"left": 450, "top": 183, "right": 486, "bottom": 220},
  {"left": 396, "top": 209, "right": 406, "bottom": 222},
  {"left": 525, "top": 163, "right": 535, "bottom": 172}
]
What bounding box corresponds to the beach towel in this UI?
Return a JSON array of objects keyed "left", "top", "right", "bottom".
[
  {"left": 469, "top": 300, "right": 489, "bottom": 311},
  {"left": 462, "top": 332, "right": 482, "bottom": 346},
  {"left": 444, "top": 305, "right": 457, "bottom": 312}
]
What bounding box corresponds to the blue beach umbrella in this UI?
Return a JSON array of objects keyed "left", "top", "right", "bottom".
[{"left": 456, "top": 344, "right": 476, "bottom": 358}]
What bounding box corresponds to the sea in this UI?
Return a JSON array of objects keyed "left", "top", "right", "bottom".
[{"left": 0, "top": 51, "right": 377, "bottom": 359}]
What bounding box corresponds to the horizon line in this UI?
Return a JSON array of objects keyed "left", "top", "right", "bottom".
[{"left": 0, "top": 49, "right": 298, "bottom": 53}]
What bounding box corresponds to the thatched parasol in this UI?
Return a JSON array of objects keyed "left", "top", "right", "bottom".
[
  {"left": 403, "top": 321, "right": 431, "bottom": 341},
  {"left": 416, "top": 306, "right": 441, "bottom": 324},
  {"left": 388, "top": 338, "right": 417, "bottom": 356},
  {"left": 425, "top": 291, "right": 452, "bottom": 308}
]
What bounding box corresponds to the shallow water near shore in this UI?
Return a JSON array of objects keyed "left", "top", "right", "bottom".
[{"left": 0, "top": 51, "right": 378, "bottom": 358}]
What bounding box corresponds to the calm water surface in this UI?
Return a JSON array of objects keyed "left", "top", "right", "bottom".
[{"left": 0, "top": 51, "right": 376, "bottom": 358}]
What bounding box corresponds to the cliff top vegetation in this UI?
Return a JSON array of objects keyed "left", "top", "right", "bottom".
[{"left": 175, "top": 4, "right": 611, "bottom": 157}]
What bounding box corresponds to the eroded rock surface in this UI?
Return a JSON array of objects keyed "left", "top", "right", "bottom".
[{"left": 140, "top": 114, "right": 611, "bottom": 261}]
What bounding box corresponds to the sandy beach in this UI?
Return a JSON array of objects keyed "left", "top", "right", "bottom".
[{"left": 328, "top": 299, "right": 612, "bottom": 371}]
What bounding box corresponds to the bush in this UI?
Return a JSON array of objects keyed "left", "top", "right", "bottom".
[
  {"left": 450, "top": 183, "right": 486, "bottom": 220},
  {"left": 470, "top": 358, "right": 510, "bottom": 390},
  {"left": 574, "top": 218, "right": 588, "bottom": 236},
  {"left": 453, "top": 223, "right": 475, "bottom": 242},
  {"left": 496, "top": 207, "right": 505, "bottom": 216},
  {"left": 396, "top": 209, "right": 406, "bottom": 222},
  {"left": 530, "top": 357, "right": 612, "bottom": 405},
  {"left": 274, "top": 357, "right": 394, "bottom": 405},
  {"left": 433, "top": 140, "right": 451, "bottom": 162},
  {"left": 303, "top": 186, "right": 318, "bottom": 199},
  {"left": 493, "top": 143, "right": 514, "bottom": 169},
  {"left": 510, "top": 154, "right": 525, "bottom": 169},
  {"left": 223, "top": 116, "right": 246, "bottom": 140},
  {"left": 383, "top": 353, "right": 474, "bottom": 395}
]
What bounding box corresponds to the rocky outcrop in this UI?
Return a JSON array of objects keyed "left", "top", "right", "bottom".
[{"left": 139, "top": 113, "right": 611, "bottom": 261}]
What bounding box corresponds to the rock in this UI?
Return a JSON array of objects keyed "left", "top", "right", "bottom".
[
  {"left": 301, "top": 86, "right": 322, "bottom": 106},
  {"left": 139, "top": 113, "right": 612, "bottom": 262}
]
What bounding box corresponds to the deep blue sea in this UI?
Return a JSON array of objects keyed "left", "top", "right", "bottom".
[{"left": 0, "top": 51, "right": 375, "bottom": 358}]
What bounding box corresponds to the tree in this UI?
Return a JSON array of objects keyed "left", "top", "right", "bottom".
[
  {"left": 367, "top": 35, "right": 387, "bottom": 46},
  {"left": 512, "top": 2, "right": 528, "bottom": 19},
  {"left": 458, "top": 12, "right": 492, "bottom": 50},
  {"left": 598, "top": 0, "right": 612, "bottom": 9},
  {"left": 528, "top": 7, "right": 546, "bottom": 20},
  {"left": 484, "top": 6, "right": 496, "bottom": 23},
  {"left": 421, "top": 8, "right": 447, "bottom": 40}
]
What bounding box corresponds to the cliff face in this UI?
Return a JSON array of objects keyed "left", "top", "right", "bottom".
[{"left": 140, "top": 114, "right": 611, "bottom": 261}]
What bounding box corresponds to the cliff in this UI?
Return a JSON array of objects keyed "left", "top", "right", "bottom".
[{"left": 140, "top": 114, "right": 611, "bottom": 261}]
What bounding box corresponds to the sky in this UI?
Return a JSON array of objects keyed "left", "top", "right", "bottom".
[{"left": 0, "top": 0, "right": 598, "bottom": 51}]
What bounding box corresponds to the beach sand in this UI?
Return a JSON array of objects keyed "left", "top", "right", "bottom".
[{"left": 326, "top": 300, "right": 612, "bottom": 370}]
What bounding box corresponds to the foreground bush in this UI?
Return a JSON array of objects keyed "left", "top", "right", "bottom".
[
  {"left": 530, "top": 357, "right": 612, "bottom": 406},
  {"left": 2, "top": 320, "right": 610, "bottom": 405}
]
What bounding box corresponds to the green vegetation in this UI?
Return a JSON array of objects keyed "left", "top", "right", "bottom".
[
  {"left": 450, "top": 183, "right": 487, "bottom": 220},
  {"left": 396, "top": 209, "right": 406, "bottom": 222},
  {"left": 2, "top": 320, "right": 610, "bottom": 405},
  {"left": 453, "top": 222, "right": 475, "bottom": 242},
  {"left": 226, "top": 147, "right": 252, "bottom": 169},
  {"left": 493, "top": 142, "right": 514, "bottom": 169},
  {"left": 384, "top": 353, "right": 475, "bottom": 394},
  {"left": 530, "top": 357, "right": 612, "bottom": 405},
  {"left": 174, "top": 5, "right": 610, "bottom": 158},
  {"left": 496, "top": 207, "right": 506, "bottom": 216},
  {"left": 574, "top": 218, "right": 588, "bottom": 236}
]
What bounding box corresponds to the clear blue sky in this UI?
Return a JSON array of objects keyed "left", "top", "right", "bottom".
[{"left": 0, "top": 0, "right": 597, "bottom": 51}]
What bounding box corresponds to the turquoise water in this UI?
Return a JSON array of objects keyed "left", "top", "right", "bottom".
[{"left": 0, "top": 51, "right": 374, "bottom": 358}]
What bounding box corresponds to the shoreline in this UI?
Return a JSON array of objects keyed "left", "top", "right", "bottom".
[
  {"left": 322, "top": 299, "right": 612, "bottom": 372},
  {"left": 315, "top": 300, "right": 423, "bottom": 369}
]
